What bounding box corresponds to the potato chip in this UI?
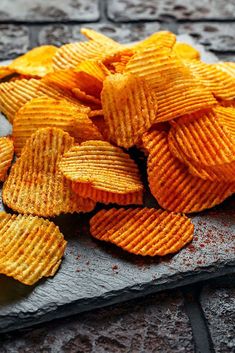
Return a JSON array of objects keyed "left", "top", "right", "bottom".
[
  {"left": 215, "top": 105, "right": 235, "bottom": 139},
  {"left": 125, "top": 47, "right": 216, "bottom": 122},
  {"left": 142, "top": 128, "right": 235, "bottom": 213},
  {"left": 101, "top": 73, "right": 158, "bottom": 148},
  {"left": 58, "top": 141, "right": 143, "bottom": 205},
  {"left": 0, "top": 212, "right": 66, "bottom": 285},
  {"left": 132, "top": 31, "right": 176, "bottom": 52},
  {"left": 12, "top": 97, "right": 101, "bottom": 155},
  {"left": 215, "top": 62, "right": 235, "bottom": 78},
  {"left": 0, "top": 66, "right": 15, "bottom": 80},
  {"left": 81, "top": 28, "right": 122, "bottom": 48},
  {"left": 3, "top": 128, "right": 95, "bottom": 217},
  {"left": 89, "top": 109, "right": 103, "bottom": 118},
  {"left": 89, "top": 115, "right": 110, "bottom": 141},
  {"left": 90, "top": 208, "right": 194, "bottom": 256},
  {"left": 72, "top": 88, "right": 101, "bottom": 106},
  {"left": 9, "top": 45, "right": 57, "bottom": 78},
  {"left": 0, "top": 78, "right": 89, "bottom": 123},
  {"left": 184, "top": 60, "right": 235, "bottom": 101},
  {"left": 76, "top": 60, "right": 110, "bottom": 82},
  {"left": 173, "top": 42, "right": 200, "bottom": 60},
  {"left": 102, "top": 48, "right": 134, "bottom": 73},
  {"left": 0, "top": 137, "right": 14, "bottom": 182}
]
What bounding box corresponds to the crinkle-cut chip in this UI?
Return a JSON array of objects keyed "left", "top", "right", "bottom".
[
  {"left": 72, "top": 72, "right": 102, "bottom": 98},
  {"left": 0, "top": 78, "right": 89, "bottom": 123},
  {"left": 12, "top": 97, "right": 96, "bottom": 155},
  {"left": 89, "top": 115, "right": 110, "bottom": 141},
  {"left": 184, "top": 60, "right": 235, "bottom": 101},
  {"left": 173, "top": 42, "right": 200, "bottom": 60},
  {"left": 215, "top": 105, "right": 235, "bottom": 139},
  {"left": 125, "top": 47, "right": 216, "bottom": 122},
  {"left": 215, "top": 62, "right": 235, "bottom": 78},
  {"left": 142, "top": 128, "right": 235, "bottom": 213},
  {"left": 52, "top": 39, "right": 123, "bottom": 71},
  {"left": 81, "top": 28, "right": 122, "bottom": 48},
  {"left": 76, "top": 60, "right": 110, "bottom": 82},
  {"left": 72, "top": 88, "right": 101, "bottom": 106},
  {"left": 72, "top": 182, "right": 142, "bottom": 205},
  {"left": 3, "top": 128, "right": 95, "bottom": 217},
  {"left": 132, "top": 31, "right": 176, "bottom": 52},
  {"left": 90, "top": 208, "right": 194, "bottom": 256},
  {"left": 0, "top": 137, "right": 14, "bottom": 182},
  {"left": 89, "top": 109, "right": 103, "bottom": 118},
  {"left": 58, "top": 141, "right": 143, "bottom": 205},
  {"left": 9, "top": 46, "right": 57, "bottom": 78},
  {"left": 218, "top": 99, "right": 235, "bottom": 108},
  {"left": 0, "top": 66, "right": 15, "bottom": 80},
  {"left": 172, "top": 109, "right": 235, "bottom": 167},
  {"left": 0, "top": 212, "right": 66, "bottom": 285},
  {"left": 102, "top": 49, "right": 134, "bottom": 73},
  {"left": 101, "top": 73, "right": 158, "bottom": 148}
]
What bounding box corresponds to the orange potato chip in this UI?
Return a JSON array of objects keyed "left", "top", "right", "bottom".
[
  {"left": 0, "top": 212, "right": 66, "bottom": 285},
  {"left": 215, "top": 62, "right": 235, "bottom": 78},
  {"left": 81, "top": 28, "right": 122, "bottom": 48},
  {"left": 0, "top": 66, "right": 15, "bottom": 80},
  {"left": 0, "top": 137, "right": 14, "bottom": 182},
  {"left": 215, "top": 105, "right": 235, "bottom": 139},
  {"left": 101, "top": 73, "right": 158, "bottom": 148},
  {"left": 3, "top": 128, "right": 95, "bottom": 217},
  {"left": 125, "top": 46, "right": 216, "bottom": 122},
  {"left": 76, "top": 60, "right": 110, "bottom": 82},
  {"left": 142, "top": 128, "right": 235, "bottom": 213},
  {"left": 72, "top": 87, "right": 101, "bottom": 106},
  {"left": 0, "top": 78, "right": 89, "bottom": 123},
  {"left": 90, "top": 208, "right": 194, "bottom": 256},
  {"left": 89, "top": 109, "right": 103, "bottom": 118},
  {"left": 171, "top": 109, "right": 235, "bottom": 181},
  {"left": 173, "top": 42, "right": 200, "bottom": 60},
  {"left": 9, "top": 45, "right": 57, "bottom": 78},
  {"left": 12, "top": 97, "right": 102, "bottom": 155},
  {"left": 102, "top": 48, "right": 134, "bottom": 73},
  {"left": 184, "top": 59, "right": 235, "bottom": 101},
  {"left": 132, "top": 31, "right": 176, "bottom": 52},
  {"left": 58, "top": 141, "right": 143, "bottom": 205}
]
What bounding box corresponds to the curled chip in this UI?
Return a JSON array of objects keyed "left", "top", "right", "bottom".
[
  {"left": 142, "top": 128, "right": 235, "bottom": 213},
  {"left": 76, "top": 60, "right": 110, "bottom": 81},
  {"left": 9, "top": 45, "right": 57, "bottom": 78},
  {"left": 0, "top": 66, "right": 15, "bottom": 80},
  {"left": 0, "top": 212, "right": 66, "bottom": 285},
  {"left": 12, "top": 97, "right": 101, "bottom": 156},
  {"left": 125, "top": 46, "right": 216, "bottom": 122},
  {"left": 0, "top": 137, "right": 14, "bottom": 181},
  {"left": 81, "top": 28, "right": 122, "bottom": 48},
  {"left": 101, "top": 73, "right": 158, "bottom": 148},
  {"left": 132, "top": 31, "right": 176, "bottom": 52},
  {"left": 72, "top": 88, "right": 101, "bottom": 106},
  {"left": 90, "top": 208, "right": 194, "bottom": 256},
  {"left": 58, "top": 141, "right": 143, "bottom": 205},
  {"left": 173, "top": 42, "right": 200, "bottom": 60},
  {"left": 184, "top": 60, "right": 235, "bottom": 101},
  {"left": 3, "top": 128, "right": 95, "bottom": 217},
  {"left": 0, "top": 78, "right": 89, "bottom": 123},
  {"left": 171, "top": 109, "right": 235, "bottom": 181}
]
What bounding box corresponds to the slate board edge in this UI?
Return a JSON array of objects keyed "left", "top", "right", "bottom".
[{"left": 1, "top": 262, "right": 234, "bottom": 333}]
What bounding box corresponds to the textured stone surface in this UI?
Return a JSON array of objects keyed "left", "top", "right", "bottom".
[
  {"left": 0, "top": 291, "right": 194, "bottom": 353},
  {"left": 0, "top": 25, "right": 29, "bottom": 60},
  {"left": 0, "top": 0, "right": 99, "bottom": 22},
  {"left": 178, "top": 22, "right": 235, "bottom": 52},
  {"left": 107, "top": 0, "right": 235, "bottom": 21},
  {"left": 38, "top": 22, "right": 164, "bottom": 46},
  {"left": 200, "top": 284, "right": 235, "bottom": 353}
]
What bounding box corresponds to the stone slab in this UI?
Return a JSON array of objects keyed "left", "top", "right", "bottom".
[
  {"left": 107, "top": 0, "right": 235, "bottom": 22},
  {"left": 0, "top": 0, "right": 100, "bottom": 22},
  {"left": 0, "top": 291, "right": 194, "bottom": 353},
  {"left": 0, "top": 25, "right": 29, "bottom": 60}
]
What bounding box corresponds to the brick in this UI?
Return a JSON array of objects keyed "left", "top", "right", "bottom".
[
  {"left": 38, "top": 22, "right": 164, "bottom": 46},
  {"left": 107, "top": 0, "right": 235, "bottom": 22},
  {"left": 200, "top": 283, "right": 235, "bottom": 353},
  {"left": 0, "top": 0, "right": 99, "bottom": 22},
  {"left": 178, "top": 22, "right": 235, "bottom": 52},
  {"left": 0, "top": 25, "right": 30, "bottom": 60},
  {"left": 0, "top": 291, "right": 194, "bottom": 353}
]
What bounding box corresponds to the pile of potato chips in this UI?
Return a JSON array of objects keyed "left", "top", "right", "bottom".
[{"left": 0, "top": 28, "right": 235, "bottom": 285}]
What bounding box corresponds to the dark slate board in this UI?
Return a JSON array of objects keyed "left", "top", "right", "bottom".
[{"left": 0, "top": 39, "right": 234, "bottom": 333}]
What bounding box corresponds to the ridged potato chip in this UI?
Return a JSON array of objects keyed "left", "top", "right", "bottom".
[
  {"left": 0, "top": 212, "right": 66, "bottom": 285},
  {"left": 173, "top": 42, "right": 200, "bottom": 60},
  {"left": 76, "top": 60, "right": 110, "bottom": 82},
  {"left": 215, "top": 62, "right": 235, "bottom": 78},
  {"left": 0, "top": 78, "right": 89, "bottom": 123},
  {"left": 0, "top": 66, "right": 15, "bottom": 80},
  {"left": 81, "top": 28, "right": 122, "bottom": 48},
  {"left": 171, "top": 109, "right": 235, "bottom": 181},
  {"left": 132, "top": 31, "right": 176, "bottom": 52},
  {"left": 0, "top": 137, "right": 14, "bottom": 181},
  {"left": 9, "top": 45, "right": 57, "bottom": 77},
  {"left": 101, "top": 73, "right": 158, "bottom": 148},
  {"left": 125, "top": 47, "right": 216, "bottom": 122},
  {"left": 142, "top": 128, "right": 235, "bottom": 213},
  {"left": 184, "top": 60, "right": 235, "bottom": 101},
  {"left": 12, "top": 97, "right": 101, "bottom": 155},
  {"left": 3, "top": 128, "right": 95, "bottom": 217},
  {"left": 90, "top": 208, "right": 194, "bottom": 256},
  {"left": 72, "top": 87, "right": 101, "bottom": 106},
  {"left": 58, "top": 141, "right": 143, "bottom": 205}
]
